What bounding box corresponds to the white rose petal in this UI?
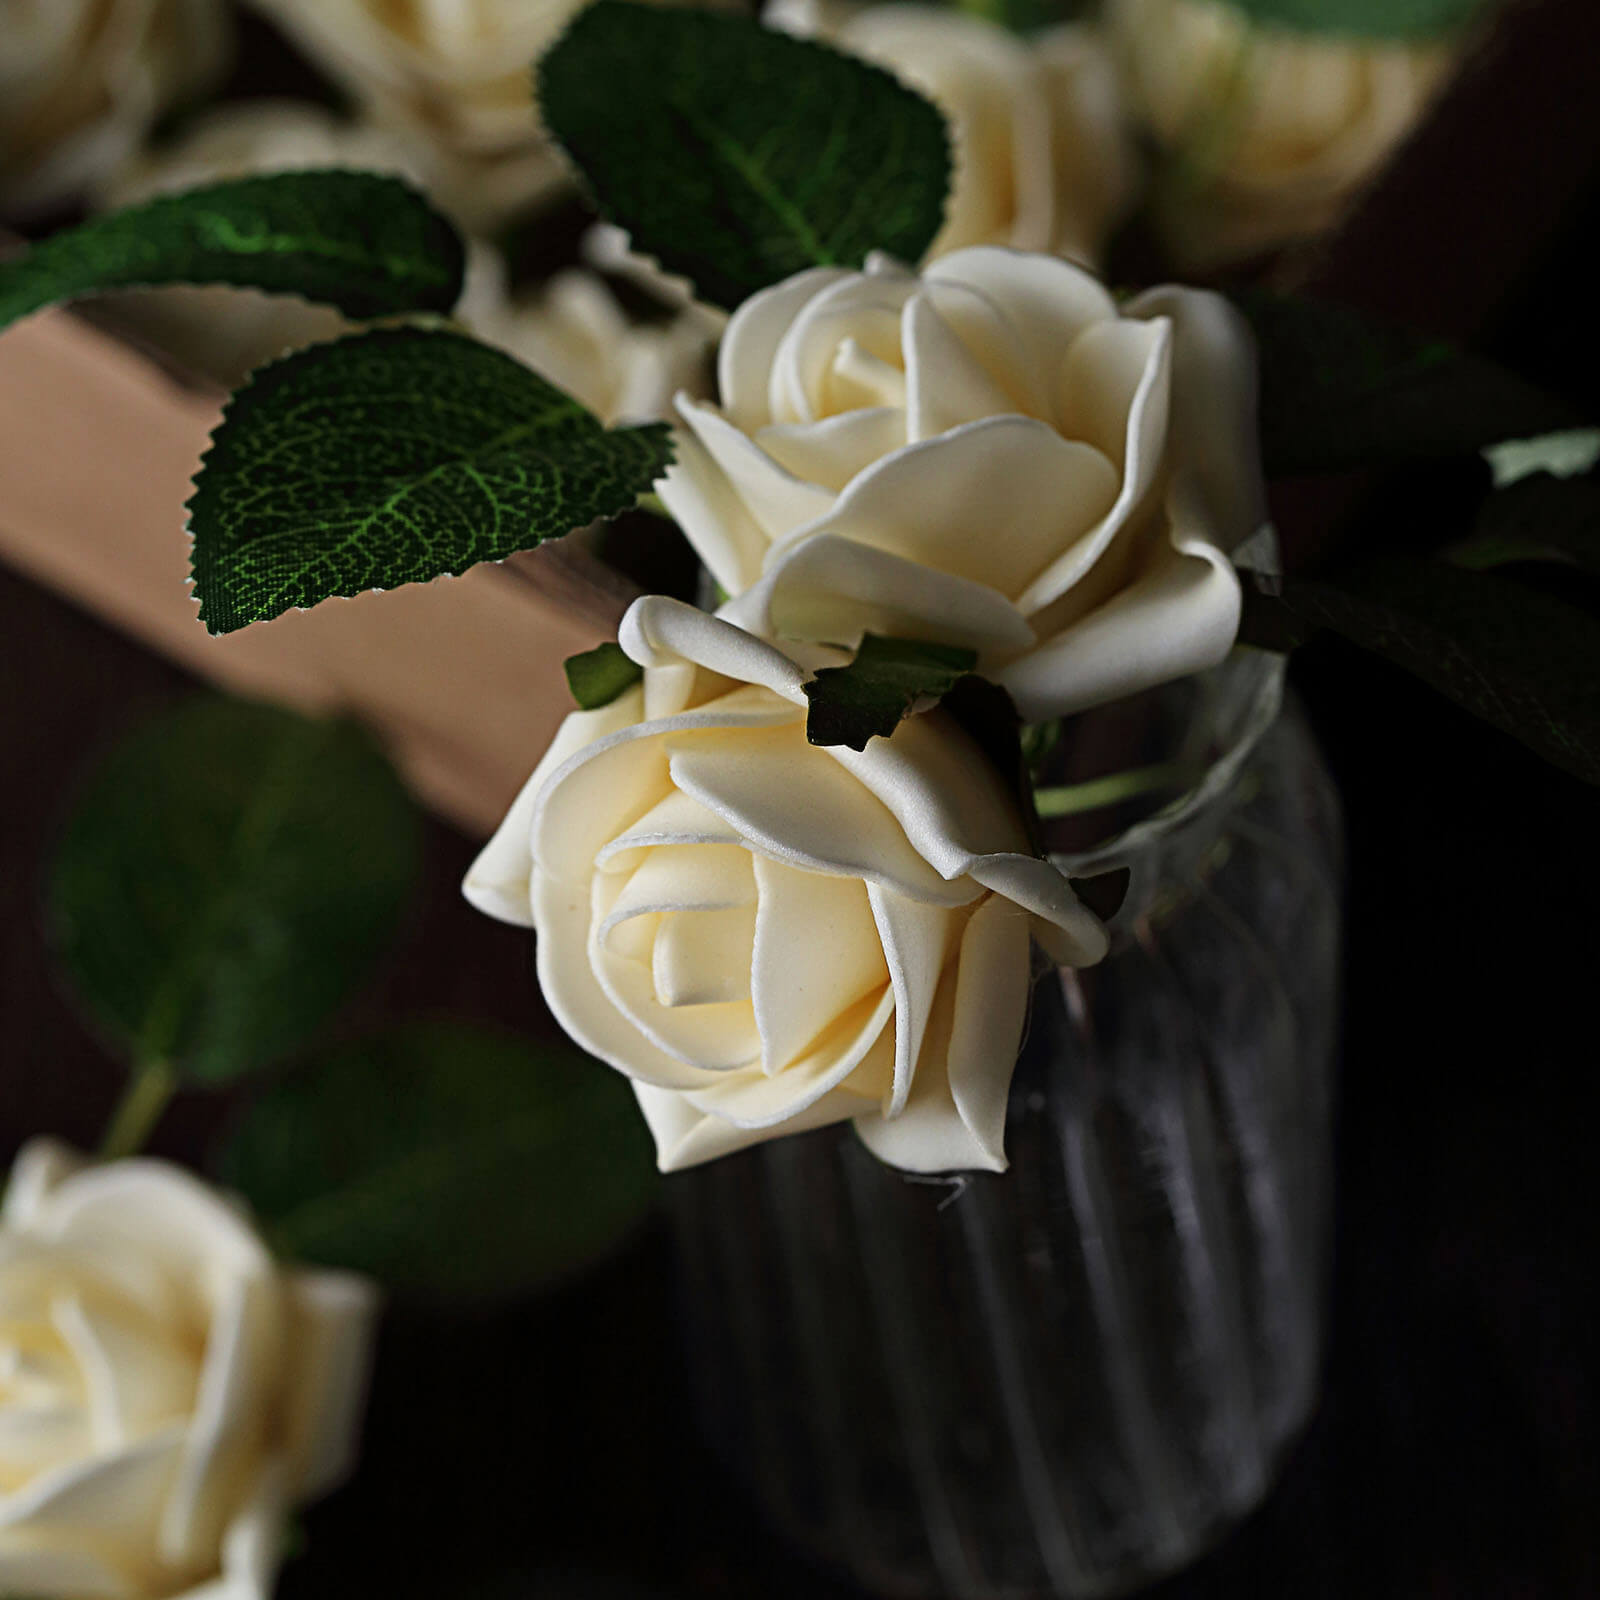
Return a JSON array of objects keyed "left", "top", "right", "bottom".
[
  {"left": 661, "top": 246, "right": 1263, "bottom": 723},
  {"left": 465, "top": 596, "right": 1107, "bottom": 1175},
  {"left": 0, "top": 1141, "right": 379, "bottom": 1599}
]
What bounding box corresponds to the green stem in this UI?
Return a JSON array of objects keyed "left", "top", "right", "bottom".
[
  {"left": 1033, "top": 762, "right": 1197, "bottom": 820},
  {"left": 99, "top": 1059, "right": 179, "bottom": 1161}
]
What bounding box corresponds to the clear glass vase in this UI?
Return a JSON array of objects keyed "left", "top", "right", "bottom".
[{"left": 665, "top": 649, "right": 1343, "bottom": 1599}]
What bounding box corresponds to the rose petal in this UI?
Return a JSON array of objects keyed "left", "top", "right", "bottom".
[
  {"left": 924, "top": 247, "right": 1117, "bottom": 415},
  {"left": 868, "top": 883, "right": 962, "bottom": 1117},
  {"left": 750, "top": 856, "right": 888, "bottom": 1072},
  {"left": 666, "top": 725, "right": 977, "bottom": 907},
  {"left": 725, "top": 533, "right": 1034, "bottom": 656},
  {"left": 677, "top": 399, "right": 835, "bottom": 541},
  {"left": 944, "top": 894, "right": 1035, "bottom": 1169},
  {"left": 534, "top": 872, "right": 723, "bottom": 1091},
  {"left": 903, "top": 291, "right": 1029, "bottom": 441},
  {"left": 686, "top": 990, "right": 894, "bottom": 1127},
  {"left": 634, "top": 1078, "right": 877, "bottom": 1172},
  {"left": 755, "top": 407, "right": 906, "bottom": 492},
  {"left": 994, "top": 478, "right": 1242, "bottom": 723},
  {"left": 589, "top": 873, "right": 763, "bottom": 1072},
  {"left": 595, "top": 788, "right": 744, "bottom": 872},
  {"left": 1014, "top": 316, "right": 1172, "bottom": 615},
  {"left": 278, "top": 1270, "right": 378, "bottom": 1503},
  {"left": 770, "top": 269, "right": 916, "bottom": 424},
  {"left": 775, "top": 414, "right": 1119, "bottom": 602},
  {"left": 653, "top": 904, "right": 759, "bottom": 1007},
  {"left": 0, "top": 1140, "right": 87, "bottom": 1228},
  {"left": 621, "top": 595, "right": 811, "bottom": 704},
  {"left": 52, "top": 1293, "right": 198, "bottom": 1451},
  {"left": 657, "top": 413, "right": 772, "bottom": 596},
  {"left": 718, "top": 266, "right": 851, "bottom": 431},
  {"left": 463, "top": 686, "right": 645, "bottom": 927}
]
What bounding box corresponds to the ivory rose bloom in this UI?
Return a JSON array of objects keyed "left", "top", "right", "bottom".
[
  {"left": 661, "top": 246, "right": 1263, "bottom": 723},
  {"left": 769, "top": 0, "right": 1135, "bottom": 266},
  {"left": 0, "top": 0, "right": 229, "bottom": 215},
  {"left": 0, "top": 1141, "right": 377, "bottom": 1598},
  {"left": 464, "top": 596, "right": 1107, "bottom": 1174},
  {"left": 1109, "top": 0, "right": 1457, "bottom": 268}
]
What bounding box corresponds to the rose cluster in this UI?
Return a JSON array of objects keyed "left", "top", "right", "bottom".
[{"left": 469, "top": 244, "right": 1265, "bottom": 1176}]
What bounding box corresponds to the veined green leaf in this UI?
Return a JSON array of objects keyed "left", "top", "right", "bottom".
[
  {"left": 45, "top": 697, "right": 420, "bottom": 1084},
  {"left": 0, "top": 171, "right": 464, "bottom": 332},
  {"left": 218, "top": 1023, "right": 658, "bottom": 1302},
  {"left": 187, "top": 327, "right": 674, "bottom": 634},
  {"left": 538, "top": 0, "right": 951, "bottom": 310}
]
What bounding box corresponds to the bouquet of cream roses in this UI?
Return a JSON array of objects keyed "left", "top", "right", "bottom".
[{"left": 2, "top": 0, "right": 1594, "bottom": 1592}]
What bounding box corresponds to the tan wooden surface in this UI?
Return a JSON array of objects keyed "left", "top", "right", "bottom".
[{"left": 0, "top": 309, "right": 632, "bottom": 836}]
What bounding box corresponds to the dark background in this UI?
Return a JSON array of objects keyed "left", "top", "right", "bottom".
[{"left": 4, "top": 5, "right": 1598, "bottom": 1596}]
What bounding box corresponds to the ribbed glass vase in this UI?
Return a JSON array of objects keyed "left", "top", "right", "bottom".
[{"left": 666, "top": 650, "right": 1343, "bottom": 1599}]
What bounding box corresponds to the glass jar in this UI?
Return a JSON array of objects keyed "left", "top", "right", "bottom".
[{"left": 665, "top": 648, "right": 1343, "bottom": 1599}]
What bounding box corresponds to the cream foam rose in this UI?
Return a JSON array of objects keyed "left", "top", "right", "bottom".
[
  {"left": 1110, "top": 0, "right": 1457, "bottom": 268},
  {"left": 659, "top": 246, "right": 1264, "bottom": 723},
  {"left": 464, "top": 596, "right": 1107, "bottom": 1174},
  {"left": 769, "top": 0, "right": 1135, "bottom": 266},
  {"left": 0, "top": 1140, "right": 377, "bottom": 1599},
  {"left": 0, "top": 0, "right": 229, "bottom": 215}
]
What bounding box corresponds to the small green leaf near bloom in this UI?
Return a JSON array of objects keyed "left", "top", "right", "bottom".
[
  {"left": 538, "top": 0, "right": 952, "bottom": 311},
  {"left": 1221, "top": 0, "right": 1488, "bottom": 39},
  {"left": 1235, "top": 291, "right": 1578, "bottom": 477},
  {"left": 0, "top": 171, "right": 465, "bottom": 333},
  {"left": 804, "top": 634, "right": 978, "bottom": 750},
  {"left": 217, "top": 1023, "right": 658, "bottom": 1302},
  {"left": 186, "top": 327, "right": 674, "bottom": 634},
  {"left": 565, "top": 642, "right": 643, "bottom": 710},
  {"left": 45, "top": 698, "right": 421, "bottom": 1084}
]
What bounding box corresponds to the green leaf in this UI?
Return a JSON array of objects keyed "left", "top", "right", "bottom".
[
  {"left": 1236, "top": 291, "right": 1579, "bottom": 478},
  {"left": 538, "top": 0, "right": 951, "bottom": 311},
  {"left": 187, "top": 327, "right": 674, "bottom": 634},
  {"left": 955, "top": 0, "right": 1089, "bottom": 32},
  {"left": 1221, "top": 0, "right": 1487, "bottom": 38},
  {"left": 804, "top": 634, "right": 977, "bottom": 750},
  {"left": 0, "top": 172, "right": 465, "bottom": 333},
  {"left": 1445, "top": 473, "right": 1600, "bottom": 579},
  {"left": 565, "top": 641, "right": 643, "bottom": 709},
  {"left": 45, "top": 698, "right": 421, "bottom": 1084},
  {"left": 217, "top": 1023, "right": 658, "bottom": 1302},
  {"left": 1250, "top": 560, "right": 1600, "bottom": 784}
]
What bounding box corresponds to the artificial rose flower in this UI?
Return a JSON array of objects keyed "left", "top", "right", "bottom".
[
  {"left": 769, "top": 0, "right": 1135, "bottom": 266},
  {"left": 1109, "top": 0, "right": 1457, "bottom": 268},
  {"left": 464, "top": 596, "right": 1107, "bottom": 1174},
  {"left": 659, "top": 246, "right": 1263, "bottom": 723},
  {"left": 0, "top": 1140, "right": 378, "bottom": 1599},
  {"left": 479, "top": 268, "right": 718, "bottom": 427},
  {"left": 0, "top": 0, "right": 229, "bottom": 216},
  {"left": 245, "top": 0, "right": 729, "bottom": 232}
]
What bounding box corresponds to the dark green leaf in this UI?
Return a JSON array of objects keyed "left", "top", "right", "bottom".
[
  {"left": 538, "top": 0, "right": 951, "bottom": 311},
  {"left": 1236, "top": 290, "right": 1578, "bottom": 477},
  {"left": 1251, "top": 560, "right": 1600, "bottom": 784},
  {"left": 1446, "top": 473, "right": 1600, "bottom": 578},
  {"left": 218, "top": 1023, "right": 658, "bottom": 1301},
  {"left": 187, "top": 327, "right": 674, "bottom": 634},
  {"left": 565, "top": 641, "right": 643, "bottom": 709},
  {"left": 46, "top": 698, "right": 420, "bottom": 1083},
  {"left": 804, "top": 634, "right": 977, "bottom": 750},
  {"left": 954, "top": 0, "right": 1090, "bottom": 32},
  {"left": 0, "top": 172, "right": 464, "bottom": 332},
  {"left": 1223, "top": 0, "right": 1487, "bottom": 37}
]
